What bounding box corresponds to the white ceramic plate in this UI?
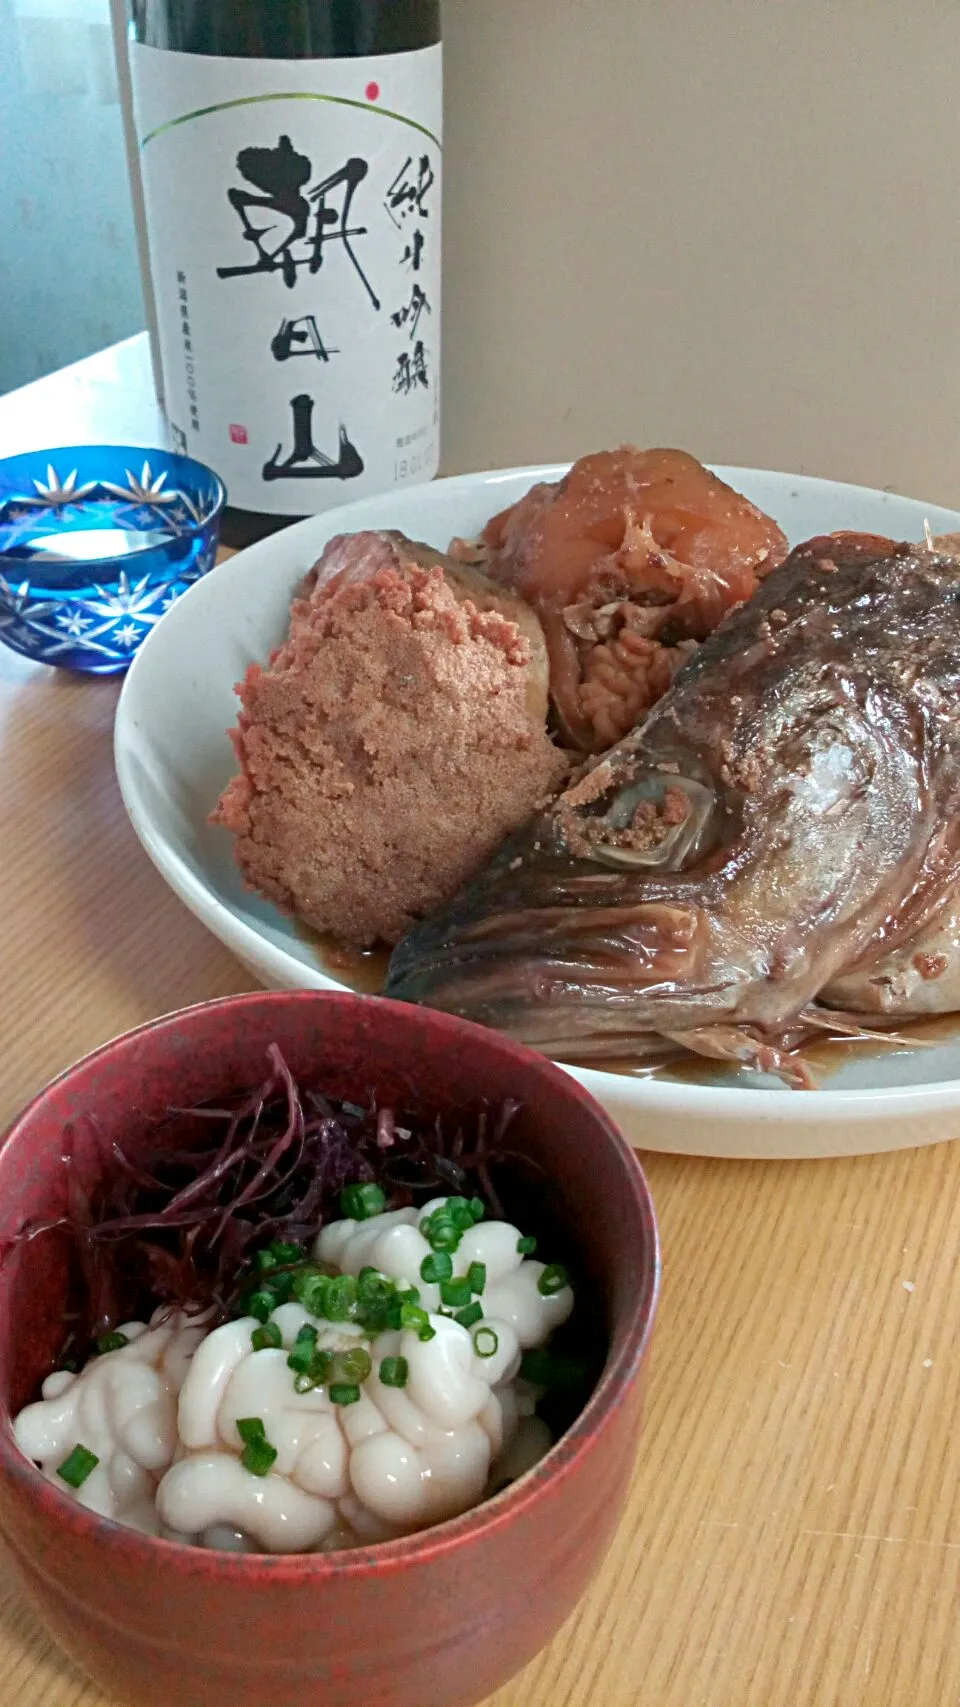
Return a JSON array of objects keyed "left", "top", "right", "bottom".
[{"left": 115, "top": 464, "right": 960, "bottom": 1160}]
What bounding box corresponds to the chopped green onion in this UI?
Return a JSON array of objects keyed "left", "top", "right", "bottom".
[
  {"left": 440, "top": 1277, "right": 472, "bottom": 1308},
  {"left": 538, "top": 1264, "right": 569, "bottom": 1296},
  {"left": 362, "top": 1294, "right": 403, "bottom": 1334},
  {"left": 246, "top": 1288, "right": 278, "bottom": 1324},
  {"left": 267, "top": 1268, "right": 297, "bottom": 1305},
  {"left": 329, "top": 1383, "right": 362, "bottom": 1406},
  {"left": 289, "top": 1336, "right": 332, "bottom": 1392},
  {"left": 447, "top": 1198, "right": 476, "bottom": 1231},
  {"left": 288, "top": 1339, "right": 329, "bottom": 1381},
  {"left": 287, "top": 1324, "right": 321, "bottom": 1373},
  {"left": 357, "top": 1289, "right": 394, "bottom": 1317},
  {"left": 356, "top": 1269, "right": 396, "bottom": 1329},
  {"left": 292, "top": 1268, "right": 328, "bottom": 1317},
  {"left": 379, "top": 1356, "right": 409, "bottom": 1388},
  {"left": 468, "top": 1197, "right": 486, "bottom": 1223},
  {"left": 517, "top": 1235, "right": 537, "bottom": 1256},
  {"left": 420, "top": 1251, "right": 453, "bottom": 1284},
  {"left": 398, "top": 1298, "right": 437, "bottom": 1343},
  {"left": 467, "top": 1262, "right": 487, "bottom": 1294},
  {"left": 257, "top": 1238, "right": 303, "bottom": 1272},
  {"left": 96, "top": 1331, "right": 129, "bottom": 1354},
  {"left": 473, "top": 1327, "right": 499, "bottom": 1359},
  {"left": 56, "top": 1444, "right": 99, "bottom": 1489},
  {"left": 241, "top": 1438, "right": 277, "bottom": 1477},
  {"left": 236, "top": 1417, "right": 266, "bottom": 1446},
  {"left": 340, "top": 1182, "right": 387, "bottom": 1221},
  {"left": 454, "top": 1301, "right": 483, "bottom": 1329},
  {"left": 251, "top": 1322, "right": 283, "bottom": 1352},
  {"left": 420, "top": 1206, "right": 465, "bottom": 1252},
  {"left": 334, "top": 1347, "right": 372, "bottom": 1384},
  {"left": 270, "top": 1240, "right": 304, "bottom": 1264},
  {"left": 427, "top": 1220, "right": 461, "bottom": 1254},
  {"left": 360, "top": 1283, "right": 413, "bottom": 1338},
  {"left": 324, "top": 1275, "right": 359, "bottom": 1321}
]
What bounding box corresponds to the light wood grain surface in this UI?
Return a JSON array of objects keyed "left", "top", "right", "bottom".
[
  {"left": 3, "top": 338, "right": 960, "bottom": 1703},
  {"left": 4, "top": 610, "right": 960, "bottom": 1707}
]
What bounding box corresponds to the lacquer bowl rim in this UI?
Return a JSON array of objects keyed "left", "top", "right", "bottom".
[{"left": 0, "top": 989, "right": 661, "bottom": 1581}]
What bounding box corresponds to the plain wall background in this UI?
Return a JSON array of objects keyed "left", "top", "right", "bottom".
[
  {"left": 3, "top": 0, "right": 958, "bottom": 513},
  {"left": 0, "top": 0, "right": 144, "bottom": 394},
  {"left": 440, "top": 0, "right": 960, "bottom": 505}
]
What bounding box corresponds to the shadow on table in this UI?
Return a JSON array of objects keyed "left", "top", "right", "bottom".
[
  {"left": 0, "top": 666, "right": 255, "bottom": 1102},
  {"left": 0, "top": 1561, "right": 93, "bottom": 1698}
]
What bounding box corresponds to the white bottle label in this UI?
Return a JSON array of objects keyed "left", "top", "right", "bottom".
[{"left": 129, "top": 41, "right": 442, "bottom": 515}]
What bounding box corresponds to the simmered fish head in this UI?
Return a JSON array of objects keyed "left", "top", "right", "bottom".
[{"left": 387, "top": 534, "right": 960, "bottom": 1082}]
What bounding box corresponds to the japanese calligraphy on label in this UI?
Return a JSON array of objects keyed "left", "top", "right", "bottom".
[{"left": 130, "top": 43, "right": 442, "bottom": 514}]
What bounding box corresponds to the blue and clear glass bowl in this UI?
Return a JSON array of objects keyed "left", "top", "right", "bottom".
[{"left": 0, "top": 445, "right": 225, "bottom": 673}]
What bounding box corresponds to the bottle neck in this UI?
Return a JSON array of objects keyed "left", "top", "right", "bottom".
[{"left": 130, "top": 0, "right": 441, "bottom": 58}]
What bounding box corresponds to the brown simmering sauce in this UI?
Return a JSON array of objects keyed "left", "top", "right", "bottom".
[
  {"left": 302, "top": 930, "right": 390, "bottom": 996},
  {"left": 303, "top": 923, "right": 960, "bottom": 1082}
]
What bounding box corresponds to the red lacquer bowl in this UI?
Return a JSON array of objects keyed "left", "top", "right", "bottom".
[{"left": 0, "top": 992, "right": 659, "bottom": 1707}]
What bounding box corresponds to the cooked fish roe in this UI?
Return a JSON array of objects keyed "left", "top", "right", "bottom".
[
  {"left": 477, "top": 447, "right": 788, "bottom": 751},
  {"left": 213, "top": 530, "right": 569, "bottom": 948}
]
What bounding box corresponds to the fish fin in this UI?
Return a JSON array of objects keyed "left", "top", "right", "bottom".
[
  {"left": 432, "top": 903, "right": 706, "bottom": 1000},
  {"left": 927, "top": 528, "right": 960, "bottom": 558},
  {"left": 662, "top": 1025, "right": 816, "bottom": 1088},
  {"left": 797, "top": 1006, "right": 939, "bottom": 1049}
]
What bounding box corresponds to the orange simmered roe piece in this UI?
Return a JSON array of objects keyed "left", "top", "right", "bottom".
[{"left": 476, "top": 447, "right": 788, "bottom": 752}]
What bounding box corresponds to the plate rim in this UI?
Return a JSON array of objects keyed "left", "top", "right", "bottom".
[{"left": 115, "top": 460, "right": 960, "bottom": 1120}]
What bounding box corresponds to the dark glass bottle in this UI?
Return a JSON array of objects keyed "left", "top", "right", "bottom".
[{"left": 127, "top": 1, "right": 443, "bottom": 549}]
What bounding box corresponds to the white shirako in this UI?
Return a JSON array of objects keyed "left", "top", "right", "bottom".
[
  {"left": 13, "top": 1312, "right": 210, "bottom": 1533},
  {"left": 13, "top": 1198, "right": 575, "bottom": 1554}
]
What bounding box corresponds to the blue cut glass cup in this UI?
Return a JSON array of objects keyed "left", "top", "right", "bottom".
[{"left": 0, "top": 445, "right": 226, "bottom": 674}]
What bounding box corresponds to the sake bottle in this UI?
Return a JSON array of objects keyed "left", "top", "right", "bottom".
[{"left": 126, "top": 0, "right": 442, "bottom": 546}]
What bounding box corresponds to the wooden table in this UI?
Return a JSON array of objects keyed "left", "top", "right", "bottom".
[{"left": 3, "top": 350, "right": 960, "bottom": 1706}]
